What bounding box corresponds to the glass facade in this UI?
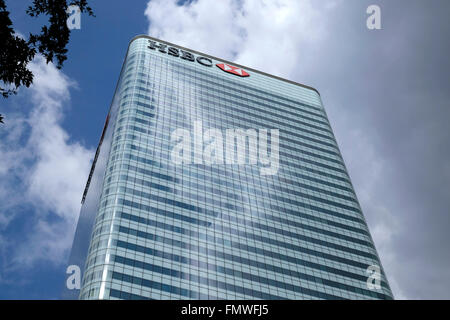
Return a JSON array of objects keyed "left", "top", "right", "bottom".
[{"left": 64, "top": 35, "right": 393, "bottom": 300}]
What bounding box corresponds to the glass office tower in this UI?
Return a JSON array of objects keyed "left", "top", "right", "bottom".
[{"left": 64, "top": 35, "right": 393, "bottom": 300}]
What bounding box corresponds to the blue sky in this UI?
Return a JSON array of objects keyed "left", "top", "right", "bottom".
[
  {"left": 1, "top": 0, "right": 450, "bottom": 299},
  {"left": 5, "top": 1, "right": 150, "bottom": 145},
  {"left": 0, "top": 0, "right": 151, "bottom": 299}
]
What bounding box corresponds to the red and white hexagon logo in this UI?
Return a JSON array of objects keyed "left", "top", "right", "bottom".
[{"left": 216, "top": 63, "right": 250, "bottom": 77}]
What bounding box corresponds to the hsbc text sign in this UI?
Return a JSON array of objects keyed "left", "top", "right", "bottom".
[{"left": 147, "top": 40, "right": 250, "bottom": 78}]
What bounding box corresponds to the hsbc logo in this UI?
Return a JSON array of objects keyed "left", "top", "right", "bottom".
[
  {"left": 216, "top": 63, "right": 249, "bottom": 77},
  {"left": 147, "top": 39, "right": 250, "bottom": 78}
]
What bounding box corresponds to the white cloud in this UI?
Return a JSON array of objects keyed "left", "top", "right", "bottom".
[
  {"left": 0, "top": 56, "right": 93, "bottom": 271},
  {"left": 145, "top": 0, "right": 329, "bottom": 77}
]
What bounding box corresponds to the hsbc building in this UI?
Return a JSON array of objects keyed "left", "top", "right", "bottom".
[{"left": 64, "top": 35, "right": 393, "bottom": 300}]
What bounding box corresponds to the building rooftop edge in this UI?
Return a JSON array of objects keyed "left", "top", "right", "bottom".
[{"left": 129, "top": 34, "right": 321, "bottom": 96}]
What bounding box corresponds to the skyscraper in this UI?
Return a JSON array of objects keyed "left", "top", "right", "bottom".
[{"left": 64, "top": 35, "right": 393, "bottom": 300}]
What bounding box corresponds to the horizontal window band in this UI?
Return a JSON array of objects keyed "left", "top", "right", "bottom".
[
  {"left": 116, "top": 161, "right": 363, "bottom": 225},
  {"left": 119, "top": 99, "right": 341, "bottom": 160},
  {"left": 111, "top": 271, "right": 224, "bottom": 299},
  {"left": 112, "top": 254, "right": 374, "bottom": 300},
  {"left": 113, "top": 240, "right": 391, "bottom": 300},
  {"left": 121, "top": 80, "right": 331, "bottom": 132},
  {"left": 116, "top": 170, "right": 364, "bottom": 235},
  {"left": 114, "top": 119, "right": 349, "bottom": 176},
  {"left": 107, "top": 168, "right": 360, "bottom": 232},
  {"left": 125, "top": 87, "right": 336, "bottom": 144},
  {"left": 117, "top": 141, "right": 356, "bottom": 206},
  {"left": 115, "top": 233, "right": 389, "bottom": 292},
  {"left": 114, "top": 221, "right": 390, "bottom": 291},
  {"left": 114, "top": 183, "right": 370, "bottom": 246},
  {"left": 117, "top": 143, "right": 354, "bottom": 194},
  {"left": 109, "top": 289, "right": 153, "bottom": 300},
  {"left": 107, "top": 166, "right": 363, "bottom": 239},
  {"left": 115, "top": 188, "right": 373, "bottom": 254},
  {"left": 197, "top": 92, "right": 332, "bottom": 136},
  {"left": 118, "top": 112, "right": 346, "bottom": 172},
  {"left": 114, "top": 131, "right": 352, "bottom": 186},
  {"left": 114, "top": 200, "right": 379, "bottom": 269}
]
